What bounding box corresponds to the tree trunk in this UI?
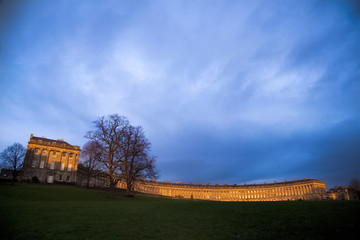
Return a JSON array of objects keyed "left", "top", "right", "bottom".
[
  {"left": 109, "top": 181, "right": 115, "bottom": 199},
  {"left": 12, "top": 170, "right": 16, "bottom": 186},
  {"left": 126, "top": 180, "right": 133, "bottom": 197},
  {"left": 86, "top": 176, "right": 90, "bottom": 189}
]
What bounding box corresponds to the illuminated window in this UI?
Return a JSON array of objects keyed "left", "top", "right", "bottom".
[
  {"left": 60, "top": 163, "right": 65, "bottom": 170},
  {"left": 68, "top": 164, "right": 72, "bottom": 171}
]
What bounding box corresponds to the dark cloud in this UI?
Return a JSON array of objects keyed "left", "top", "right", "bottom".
[
  {"left": 1, "top": 0, "right": 359, "bottom": 189},
  {"left": 154, "top": 118, "right": 360, "bottom": 188}
]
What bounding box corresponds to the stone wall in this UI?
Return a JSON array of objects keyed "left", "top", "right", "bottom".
[{"left": 117, "top": 178, "right": 327, "bottom": 201}]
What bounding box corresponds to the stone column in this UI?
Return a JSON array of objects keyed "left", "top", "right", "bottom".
[{"left": 46, "top": 148, "right": 51, "bottom": 169}]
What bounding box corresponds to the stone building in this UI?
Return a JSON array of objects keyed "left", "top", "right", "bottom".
[
  {"left": 117, "top": 178, "right": 327, "bottom": 201},
  {"left": 23, "top": 134, "right": 80, "bottom": 184},
  {"left": 327, "top": 186, "right": 360, "bottom": 200}
]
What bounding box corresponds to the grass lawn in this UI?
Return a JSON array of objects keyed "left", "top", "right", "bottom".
[{"left": 0, "top": 184, "right": 359, "bottom": 240}]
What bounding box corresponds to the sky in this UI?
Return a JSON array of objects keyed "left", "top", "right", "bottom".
[{"left": 1, "top": 0, "right": 359, "bottom": 189}]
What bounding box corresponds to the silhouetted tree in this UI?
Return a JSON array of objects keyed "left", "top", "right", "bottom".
[
  {"left": 80, "top": 141, "right": 102, "bottom": 189},
  {"left": 349, "top": 178, "right": 360, "bottom": 190},
  {"left": 0, "top": 143, "right": 26, "bottom": 185},
  {"left": 86, "top": 114, "right": 158, "bottom": 198},
  {"left": 120, "top": 125, "right": 158, "bottom": 196},
  {"left": 86, "top": 115, "right": 129, "bottom": 198}
]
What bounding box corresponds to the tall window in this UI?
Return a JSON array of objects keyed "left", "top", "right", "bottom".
[
  {"left": 31, "top": 159, "right": 37, "bottom": 167},
  {"left": 50, "top": 162, "right": 55, "bottom": 170},
  {"left": 59, "top": 175, "right": 63, "bottom": 181},
  {"left": 40, "top": 160, "right": 45, "bottom": 168},
  {"left": 60, "top": 163, "right": 65, "bottom": 171},
  {"left": 68, "top": 164, "right": 72, "bottom": 171},
  {"left": 66, "top": 175, "right": 70, "bottom": 182}
]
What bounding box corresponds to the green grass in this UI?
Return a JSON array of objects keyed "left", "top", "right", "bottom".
[{"left": 0, "top": 184, "right": 359, "bottom": 240}]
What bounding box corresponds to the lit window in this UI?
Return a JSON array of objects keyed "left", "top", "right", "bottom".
[
  {"left": 60, "top": 163, "right": 65, "bottom": 170},
  {"left": 68, "top": 164, "right": 72, "bottom": 171}
]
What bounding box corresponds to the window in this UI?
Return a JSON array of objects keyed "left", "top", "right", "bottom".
[
  {"left": 50, "top": 162, "right": 55, "bottom": 170},
  {"left": 34, "top": 149, "right": 39, "bottom": 154},
  {"left": 39, "top": 160, "right": 45, "bottom": 169},
  {"left": 42, "top": 150, "right": 47, "bottom": 155},
  {"left": 69, "top": 153, "right": 74, "bottom": 158},
  {"left": 52, "top": 151, "right": 57, "bottom": 156},
  {"left": 68, "top": 164, "right": 72, "bottom": 171},
  {"left": 66, "top": 175, "right": 70, "bottom": 182},
  {"left": 62, "top": 152, "right": 66, "bottom": 157},
  {"left": 59, "top": 175, "right": 63, "bottom": 181},
  {"left": 31, "top": 159, "right": 36, "bottom": 167},
  {"left": 60, "top": 163, "right": 65, "bottom": 171}
]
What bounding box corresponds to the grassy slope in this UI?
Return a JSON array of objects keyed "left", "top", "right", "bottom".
[{"left": 0, "top": 184, "right": 359, "bottom": 240}]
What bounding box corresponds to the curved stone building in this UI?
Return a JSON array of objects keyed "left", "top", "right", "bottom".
[{"left": 117, "top": 178, "right": 326, "bottom": 201}]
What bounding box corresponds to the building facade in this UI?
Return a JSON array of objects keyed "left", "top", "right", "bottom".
[
  {"left": 117, "top": 178, "right": 327, "bottom": 201},
  {"left": 23, "top": 134, "right": 80, "bottom": 184}
]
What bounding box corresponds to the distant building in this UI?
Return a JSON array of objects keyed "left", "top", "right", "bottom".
[
  {"left": 22, "top": 134, "right": 80, "bottom": 184},
  {"left": 327, "top": 186, "right": 360, "bottom": 200},
  {"left": 76, "top": 164, "right": 109, "bottom": 188},
  {"left": 0, "top": 169, "right": 22, "bottom": 181}
]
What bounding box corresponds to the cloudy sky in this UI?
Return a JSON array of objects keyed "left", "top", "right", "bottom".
[{"left": 1, "top": 0, "right": 359, "bottom": 188}]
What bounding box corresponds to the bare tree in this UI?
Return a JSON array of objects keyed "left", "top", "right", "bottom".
[
  {"left": 120, "top": 125, "right": 158, "bottom": 196},
  {"left": 349, "top": 178, "right": 360, "bottom": 190},
  {"left": 80, "top": 141, "right": 102, "bottom": 189},
  {"left": 0, "top": 143, "right": 26, "bottom": 185},
  {"left": 86, "top": 114, "right": 158, "bottom": 198},
  {"left": 86, "top": 114, "right": 129, "bottom": 198}
]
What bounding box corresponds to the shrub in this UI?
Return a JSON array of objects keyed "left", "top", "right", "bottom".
[{"left": 31, "top": 176, "right": 40, "bottom": 183}]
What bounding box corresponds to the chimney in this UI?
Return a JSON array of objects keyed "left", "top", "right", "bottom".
[{"left": 30, "top": 134, "right": 33, "bottom": 139}]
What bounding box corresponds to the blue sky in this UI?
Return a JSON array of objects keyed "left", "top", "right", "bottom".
[{"left": 1, "top": 0, "right": 359, "bottom": 188}]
